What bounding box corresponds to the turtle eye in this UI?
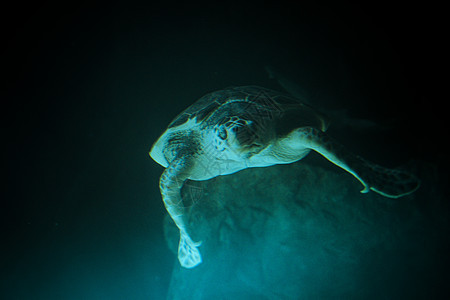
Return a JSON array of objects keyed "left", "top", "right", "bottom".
[{"left": 218, "top": 127, "right": 227, "bottom": 140}]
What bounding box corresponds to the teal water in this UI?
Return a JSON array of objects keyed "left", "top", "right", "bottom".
[{"left": 4, "top": 1, "right": 447, "bottom": 299}]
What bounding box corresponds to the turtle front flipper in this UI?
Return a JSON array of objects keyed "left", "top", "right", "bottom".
[
  {"left": 159, "top": 158, "right": 202, "bottom": 268},
  {"left": 285, "top": 127, "right": 420, "bottom": 198}
]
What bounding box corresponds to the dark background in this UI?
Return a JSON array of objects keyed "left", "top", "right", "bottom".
[{"left": 3, "top": 1, "right": 446, "bottom": 299}]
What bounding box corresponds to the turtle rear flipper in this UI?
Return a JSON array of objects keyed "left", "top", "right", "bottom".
[{"left": 287, "top": 127, "right": 420, "bottom": 198}]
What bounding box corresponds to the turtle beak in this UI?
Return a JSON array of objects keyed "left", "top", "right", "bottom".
[{"left": 149, "top": 138, "right": 169, "bottom": 168}]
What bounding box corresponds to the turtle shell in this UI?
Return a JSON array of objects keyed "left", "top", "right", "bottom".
[{"left": 168, "top": 86, "right": 328, "bottom": 138}]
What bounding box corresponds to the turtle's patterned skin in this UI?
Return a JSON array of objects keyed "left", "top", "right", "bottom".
[{"left": 150, "top": 86, "right": 419, "bottom": 269}]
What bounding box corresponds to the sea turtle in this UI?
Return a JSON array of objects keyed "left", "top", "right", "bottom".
[{"left": 149, "top": 86, "right": 419, "bottom": 269}]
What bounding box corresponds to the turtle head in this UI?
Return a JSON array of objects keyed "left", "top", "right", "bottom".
[
  {"left": 150, "top": 135, "right": 170, "bottom": 168},
  {"left": 220, "top": 116, "right": 273, "bottom": 158},
  {"left": 150, "top": 118, "right": 202, "bottom": 168},
  {"left": 150, "top": 130, "right": 200, "bottom": 168}
]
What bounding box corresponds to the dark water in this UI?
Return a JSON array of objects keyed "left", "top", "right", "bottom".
[{"left": 4, "top": 1, "right": 447, "bottom": 299}]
